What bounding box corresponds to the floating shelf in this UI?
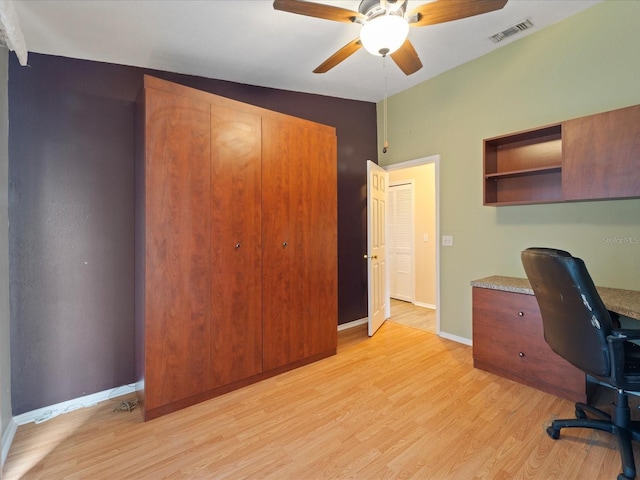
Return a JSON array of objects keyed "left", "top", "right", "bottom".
[
  {"left": 484, "top": 124, "right": 562, "bottom": 206},
  {"left": 485, "top": 165, "right": 562, "bottom": 181}
]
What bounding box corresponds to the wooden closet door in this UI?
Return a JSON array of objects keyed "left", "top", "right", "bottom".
[
  {"left": 262, "top": 116, "right": 337, "bottom": 371},
  {"left": 143, "top": 87, "right": 212, "bottom": 411},
  {"left": 297, "top": 124, "right": 337, "bottom": 361},
  {"left": 210, "top": 105, "right": 263, "bottom": 387}
]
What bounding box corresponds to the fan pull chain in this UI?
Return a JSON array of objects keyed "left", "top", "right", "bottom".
[{"left": 383, "top": 55, "right": 389, "bottom": 154}]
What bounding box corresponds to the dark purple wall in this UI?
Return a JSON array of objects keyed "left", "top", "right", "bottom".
[{"left": 8, "top": 53, "right": 376, "bottom": 415}]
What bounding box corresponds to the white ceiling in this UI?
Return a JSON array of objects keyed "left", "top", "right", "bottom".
[{"left": 12, "top": 0, "right": 602, "bottom": 102}]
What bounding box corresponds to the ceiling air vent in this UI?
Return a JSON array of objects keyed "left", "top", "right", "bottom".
[{"left": 489, "top": 19, "right": 533, "bottom": 43}]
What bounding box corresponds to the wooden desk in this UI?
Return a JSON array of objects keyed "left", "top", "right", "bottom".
[
  {"left": 471, "top": 275, "right": 640, "bottom": 319},
  {"left": 470, "top": 276, "right": 640, "bottom": 403}
]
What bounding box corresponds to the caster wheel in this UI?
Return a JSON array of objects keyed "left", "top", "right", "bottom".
[
  {"left": 546, "top": 426, "right": 560, "bottom": 440},
  {"left": 575, "top": 407, "right": 587, "bottom": 419}
]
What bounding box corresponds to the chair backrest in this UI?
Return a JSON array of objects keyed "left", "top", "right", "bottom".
[{"left": 521, "top": 248, "right": 613, "bottom": 378}]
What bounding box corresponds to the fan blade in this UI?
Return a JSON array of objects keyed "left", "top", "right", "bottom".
[
  {"left": 313, "top": 38, "right": 362, "bottom": 73},
  {"left": 408, "top": 0, "right": 508, "bottom": 27},
  {"left": 390, "top": 39, "right": 423, "bottom": 75},
  {"left": 273, "top": 0, "right": 365, "bottom": 23}
]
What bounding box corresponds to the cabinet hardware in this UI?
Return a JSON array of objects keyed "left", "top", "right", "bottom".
[
  {"left": 235, "top": 243, "right": 241, "bottom": 248},
  {"left": 282, "top": 242, "right": 288, "bottom": 247},
  {"left": 518, "top": 352, "right": 525, "bottom": 358},
  {"left": 518, "top": 311, "right": 524, "bottom": 317}
]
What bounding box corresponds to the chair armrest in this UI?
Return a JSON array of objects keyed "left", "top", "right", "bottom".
[
  {"left": 610, "top": 310, "right": 621, "bottom": 328},
  {"left": 608, "top": 331, "right": 640, "bottom": 387},
  {"left": 610, "top": 329, "right": 640, "bottom": 340},
  {"left": 608, "top": 335, "right": 626, "bottom": 385}
]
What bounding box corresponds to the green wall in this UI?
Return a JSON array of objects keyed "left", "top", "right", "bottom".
[{"left": 378, "top": 1, "right": 640, "bottom": 341}]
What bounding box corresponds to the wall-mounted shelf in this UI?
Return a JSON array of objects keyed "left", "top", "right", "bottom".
[
  {"left": 484, "top": 125, "right": 562, "bottom": 206},
  {"left": 485, "top": 165, "right": 562, "bottom": 181},
  {"left": 483, "top": 104, "right": 640, "bottom": 206}
]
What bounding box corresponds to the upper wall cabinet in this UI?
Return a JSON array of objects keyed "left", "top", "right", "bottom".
[
  {"left": 563, "top": 105, "right": 640, "bottom": 201},
  {"left": 483, "top": 104, "right": 640, "bottom": 206}
]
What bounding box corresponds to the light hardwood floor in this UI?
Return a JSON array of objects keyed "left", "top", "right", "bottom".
[
  {"left": 4, "top": 321, "right": 637, "bottom": 479},
  {"left": 388, "top": 299, "right": 436, "bottom": 333}
]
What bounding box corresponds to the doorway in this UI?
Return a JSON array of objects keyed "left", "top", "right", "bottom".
[
  {"left": 385, "top": 155, "right": 439, "bottom": 334},
  {"left": 388, "top": 182, "right": 414, "bottom": 302}
]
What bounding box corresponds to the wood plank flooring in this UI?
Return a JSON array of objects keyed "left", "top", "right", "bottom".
[
  {"left": 4, "top": 321, "right": 637, "bottom": 479},
  {"left": 388, "top": 299, "right": 435, "bottom": 333}
]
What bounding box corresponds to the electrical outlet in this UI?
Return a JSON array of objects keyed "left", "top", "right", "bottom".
[{"left": 442, "top": 235, "right": 454, "bottom": 247}]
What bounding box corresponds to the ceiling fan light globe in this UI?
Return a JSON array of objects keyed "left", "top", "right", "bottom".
[{"left": 360, "top": 14, "right": 409, "bottom": 57}]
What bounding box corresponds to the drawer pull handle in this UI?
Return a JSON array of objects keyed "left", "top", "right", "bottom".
[
  {"left": 518, "top": 352, "right": 525, "bottom": 358},
  {"left": 518, "top": 311, "right": 524, "bottom": 317}
]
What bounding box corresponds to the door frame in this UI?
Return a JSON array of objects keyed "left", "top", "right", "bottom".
[{"left": 383, "top": 154, "right": 440, "bottom": 335}]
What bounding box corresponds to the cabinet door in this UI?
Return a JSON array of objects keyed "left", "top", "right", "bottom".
[
  {"left": 563, "top": 104, "right": 640, "bottom": 200},
  {"left": 144, "top": 87, "right": 212, "bottom": 410},
  {"left": 299, "top": 124, "right": 338, "bottom": 361},
  {"left": 473, "top": 287, "right": 585, "bottom": 402},
  {"left": 210, "top": 105, "right": 263, "bottom": 387},
  {"left": 262, "top": 116, "right": 337, "bottom": 371}
]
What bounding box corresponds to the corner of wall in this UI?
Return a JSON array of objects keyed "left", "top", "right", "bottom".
[
  {"left": 1, "top": 45, "right": 13, "bottom": 473},
  {"left": 1, "top": 417, "right": 17, "bottom": 471}
]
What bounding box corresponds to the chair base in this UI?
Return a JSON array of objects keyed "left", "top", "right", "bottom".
[{"left": 547, "top": 391, "right": 640, "bottom": 480}]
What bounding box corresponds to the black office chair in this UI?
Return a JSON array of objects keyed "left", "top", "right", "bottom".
[{"left": 521, "top": 247, "right": 640, "bottom": 480}]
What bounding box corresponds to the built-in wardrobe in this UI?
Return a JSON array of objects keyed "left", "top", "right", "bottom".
[{"left": 135, "top": 76, "right": 338, "bottom": 420}]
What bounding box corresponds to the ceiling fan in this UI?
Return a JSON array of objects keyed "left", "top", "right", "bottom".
[{"left": 273, "top": 0, "right": 508, "bottom": 75}]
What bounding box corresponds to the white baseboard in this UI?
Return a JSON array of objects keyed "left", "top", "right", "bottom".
[
  {"left": 439, "top": 331, "right": 472, "bottom": 346},
  {"left": 2, "top": 384, "right": 135, "bottom": 469},
  {"left": 13, "top": 383, "right": 136, "bottom": 426},
  {"left": 414, "top": 301, "right": 436, "bottom": 310},
  {"left": 1, "top": 417, "right": 18, "bottom": 470},
  {"left": 337, "top": 317, "right": 470, "bottom": 348},
  {"left": 337, "top": 317, "right": 367, "bottom": 331}
]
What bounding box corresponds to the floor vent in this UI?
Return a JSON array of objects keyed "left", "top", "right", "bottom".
[{"left": 489, "top": 19, "right": 534, "bottom": 43}]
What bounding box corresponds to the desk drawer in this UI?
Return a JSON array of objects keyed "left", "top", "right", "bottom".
[{"left": 472, "top": 287, "right": 585, "bottom": 402}]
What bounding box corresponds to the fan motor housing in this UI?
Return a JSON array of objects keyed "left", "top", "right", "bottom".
[{"left": 359, "top": 0, "right": 407, "bottom": 19}]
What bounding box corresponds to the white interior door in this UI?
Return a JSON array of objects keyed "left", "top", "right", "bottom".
[
  {"left": 389, "top": 183, "right": 414, "bottom": 302},
  {"left": 367, "top": 160, "right": 389, "bottom": 336}
]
